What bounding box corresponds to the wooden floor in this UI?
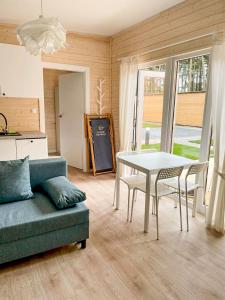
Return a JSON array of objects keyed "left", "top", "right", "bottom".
[{"left": 1, "top": 167, "right": 225, "bottom": 300}]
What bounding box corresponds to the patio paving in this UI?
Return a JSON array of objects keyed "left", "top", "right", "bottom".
[{"left": 142, "top": 125, "right": 202, "bottom": 145}]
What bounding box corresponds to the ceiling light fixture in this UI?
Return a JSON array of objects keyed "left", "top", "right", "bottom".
[{"left": 16, "top": 0, "right": 66, "bottom": 56}]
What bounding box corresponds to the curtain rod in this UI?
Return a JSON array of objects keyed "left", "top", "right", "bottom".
[{"left": 117, "top": 31, "right": 224, "bottom": 62}]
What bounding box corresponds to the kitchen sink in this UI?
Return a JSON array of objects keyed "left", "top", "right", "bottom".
[{"left": 0, "top": 132, "right": 21, "bottom": 136}]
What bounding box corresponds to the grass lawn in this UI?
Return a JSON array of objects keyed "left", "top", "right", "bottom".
[
  {"left": 189, "top": 139, "right": 201, "bottom": 144},
  {"left": 173, "top": 143, "right": 200, "bottom": 160},
  {"left": 141, "top": 143, "right": 200, "bottom": 160},
  {"left": 142, "top": 143, "right": 161, "bottom": 151},
  {"left": 142, "top": 143, "right": 214, "bottom": 160},
  {"left": 143, "top": 122, "right": 161, "bottom": 128}
]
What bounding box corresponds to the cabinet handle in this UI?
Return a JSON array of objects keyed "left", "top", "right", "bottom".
[{"left": 30, "top": 140, "right": 33, "bottom": 143}]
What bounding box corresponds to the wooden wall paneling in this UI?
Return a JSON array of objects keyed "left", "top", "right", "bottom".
[
  {"left": 1, "top": 0, "right": 225, "bottom": 151},
  {"left": 112, "top": 0, "right": 225, "bottom": 58},
  {"left": 0, "top": 97, "right": 40, "bottom": 132},
  {"left": 112, "top": 0, "right": 218, "bottom": 43},
  {"left": 140, "top": 35, "right": 213, "bottom": 63},
  {"left": 0, "top": 23, "right": 18, "bottom": 45},
  {"left": 0, "top": 26, "right": 112, "bottom": 150},
  {"left": 42, "top": 33, "right": 112, "bottom": 115},
  {"left": 111, "top": 0, "right": 225, "bottom": 150}
]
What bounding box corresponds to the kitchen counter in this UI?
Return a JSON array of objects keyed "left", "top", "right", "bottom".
[
  {"left": 0, "top": 131, "right": 47, "bottom": 140},
  {"left": 0, "top": 132, "right": 48, "bottom": 160}
]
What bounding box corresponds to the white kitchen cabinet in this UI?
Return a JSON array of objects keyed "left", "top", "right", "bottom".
[
  {"left": 0, "top": 43, "right": 43, "bottom": 99},
  {"left": 0, "top": 139, "right": 17, "bottom": 161},
  {"left": 16, "top": 138, "right": 48, "bottom": 160}
]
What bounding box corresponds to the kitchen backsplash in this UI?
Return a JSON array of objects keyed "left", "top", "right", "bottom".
[{"left": 0, "top": 97, "right": 40, "bottom": 132}]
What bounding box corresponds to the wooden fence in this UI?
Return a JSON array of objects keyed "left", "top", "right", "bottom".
[{"left": 143, "top": 92, "right": 205, "bottom": 127}]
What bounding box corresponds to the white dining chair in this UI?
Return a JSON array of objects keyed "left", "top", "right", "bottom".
[
  {"left": 130, "top": 166, "right": 184, "bottom": 240},
  {"left": 113, "top": 150, "right": 156, "bottom": 221},
  {"left": 163, "top": 161, "right": 208, "bottom": 231}
]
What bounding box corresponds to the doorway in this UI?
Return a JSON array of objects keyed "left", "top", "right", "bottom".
[
  {"left": 42, "top": 62, "right": 90, "bottom": 172},
  {"left": 138, "top": 49, "right": 213, "bottom": 214},
  {"left": 43, "top": 68, "right": 72, "bottom": 154},
  {"left": 171, "top": 54, "right": 210, "bottom": 161},
  {"left": 139, "top": 63, "right": 166, "bottom": 152}
]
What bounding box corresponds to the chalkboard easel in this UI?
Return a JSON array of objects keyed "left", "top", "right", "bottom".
[{"left": 85, "top": 114, "right": 116, "bottom": 176}]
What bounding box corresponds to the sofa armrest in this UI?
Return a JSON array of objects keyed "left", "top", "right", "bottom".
[{"left": 29, "top": 158, "right": 67, "bottom": 190}]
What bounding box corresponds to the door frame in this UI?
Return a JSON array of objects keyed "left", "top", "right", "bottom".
[
  {"left": 170, "top": 49, "right": 212, "bottom": 214},
  {"left": 42, "top": 62, "right": 91, "bottom": 172},
  {"left": 138, "top": 58, "right": 173, "bottom": 152},
  {"left": 138, "top": 48, "right": 213, "bottom": 214}
]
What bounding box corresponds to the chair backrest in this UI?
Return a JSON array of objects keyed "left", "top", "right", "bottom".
[
  {"left": 186, "top": 162, "right": 208, "bottom": 177},
  {"left": 156, "top": 166, "right": 184, "bottom": 182}
]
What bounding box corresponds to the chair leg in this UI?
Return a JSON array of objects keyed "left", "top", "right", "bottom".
[
  {"left": 152, "top": 196, "right": 155, "bottom": 215},
  {"left": 192, "top": 191, "right": 197, "bottom": 218},
  {"left": 127, "top": 188, "right": 131, "bottom": 222},
  {"left": 134, "top": 189, "right": 137, "bottom": 202},
  {"left": 155, "top": 196, "right": 159, "bottom": 240},
  {"left": 178, "top": 185, "right": 183, "bottom": 232},
  {"left": 113, "top": 179, "right": 117, "bottom": 206},
  {"left": 130, "top": 189, "right": 136, "bottom": 222},
  {"left": 185, "top": 189, "right": 189, "bottom": 232}
]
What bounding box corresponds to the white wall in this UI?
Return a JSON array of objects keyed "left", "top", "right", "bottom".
[{"left": 0, "top": 43, "right": 45, "bottom": 132}]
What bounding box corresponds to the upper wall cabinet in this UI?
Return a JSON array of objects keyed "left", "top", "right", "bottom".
[{"left": 0, "top": 43, "right": 43, "bottom": 99}]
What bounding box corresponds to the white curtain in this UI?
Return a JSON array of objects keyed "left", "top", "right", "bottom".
[
  {"left": 119, "top": 57, "right": 138, "bottom": 153},
  {"left": 136, "top": 70, "right": 145, "bottom": 151},
  {"left": 206, "top": 42, "right": 225, "bottom": 234}
]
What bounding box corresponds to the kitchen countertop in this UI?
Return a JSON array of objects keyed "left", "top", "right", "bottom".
[{"left": 0, "top": 131, "right": 47, "bottom": 140}]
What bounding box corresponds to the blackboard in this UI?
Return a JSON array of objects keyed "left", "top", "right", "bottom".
[
  {"left": 91, "top": 118, "right": 113, "bottom": 171},
  {"left": 85, "top": 114, "right": 115, "bottom": 176}
]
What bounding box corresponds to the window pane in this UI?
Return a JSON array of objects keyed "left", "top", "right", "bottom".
[
  {"left": 177, "top": 55, "right": 209, "bottom": 93},
  {"left": 142, "top": 64, "right": 166, "bottom": 152},
  {"left": 172, "top": 54, "right": 212, "bottom": 208},
  {"left": 172, "top": 55, "right": 209, "bottom": 160}
]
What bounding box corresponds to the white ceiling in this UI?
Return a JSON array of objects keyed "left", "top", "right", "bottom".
[{"left": 0, "top": 0, "right": 184, "bottom": 36}]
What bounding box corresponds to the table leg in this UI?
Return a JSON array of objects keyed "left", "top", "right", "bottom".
[
  {"left": 144, "top": 172, "right": 151, "bottom": 233},
  {"left": 115, "top": 159, "right": 121, "bottom": 210}
]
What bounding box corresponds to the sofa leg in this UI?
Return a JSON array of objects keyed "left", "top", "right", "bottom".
[{"left": 80, "top": 240, "right": 86, "bottom": 249}]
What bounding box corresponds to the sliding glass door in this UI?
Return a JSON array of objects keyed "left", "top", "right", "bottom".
[
  {"left": 138, "top": 50, "right": 212, "bottom": 213},
  {"left": 170, "top": 53, "right": 212, "bottom": 212},
  {"left": 171, "top": 54, "right": 209, "bottom": 160},
  {"left": 137, "top": 60, "right": 171, "bottom": 152}
]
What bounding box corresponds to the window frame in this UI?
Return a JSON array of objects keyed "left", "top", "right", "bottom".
[{"left": 138, "top": 48, "right": 213, "bottom": 214}]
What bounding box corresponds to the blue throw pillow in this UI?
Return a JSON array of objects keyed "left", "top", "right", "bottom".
[
  {"left": 0, "top": 156, "right": 33, "bottom": 204},
  {"left": 41, "top": 176, "right": 86, "bottom": 209}
]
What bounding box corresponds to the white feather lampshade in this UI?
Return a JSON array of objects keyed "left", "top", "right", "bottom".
[{"left": 17, "top": 16, "right": 66, "bottom": 56}]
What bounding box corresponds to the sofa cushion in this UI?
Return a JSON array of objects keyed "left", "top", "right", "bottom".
[
  {"left": 0, "top": 156, "right": 33, "bottom": 204},
  {"left": 41, "top": 176, "right": 86, "bottom": 209},
  {"left": 0, "top": 192, "right": 89, "bottom": 244}
]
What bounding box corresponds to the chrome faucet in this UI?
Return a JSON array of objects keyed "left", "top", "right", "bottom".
[{"left": 0, "top": 113, "right": 8, "bottom": 133}]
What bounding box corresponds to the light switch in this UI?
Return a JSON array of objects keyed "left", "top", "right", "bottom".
[{"left": 31, "top": 108, "right": 37, "bottom": 114}]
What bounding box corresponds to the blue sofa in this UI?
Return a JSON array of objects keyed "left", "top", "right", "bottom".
[{"left": 0, "top": 158, "right": 89, "bottom": 264}]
